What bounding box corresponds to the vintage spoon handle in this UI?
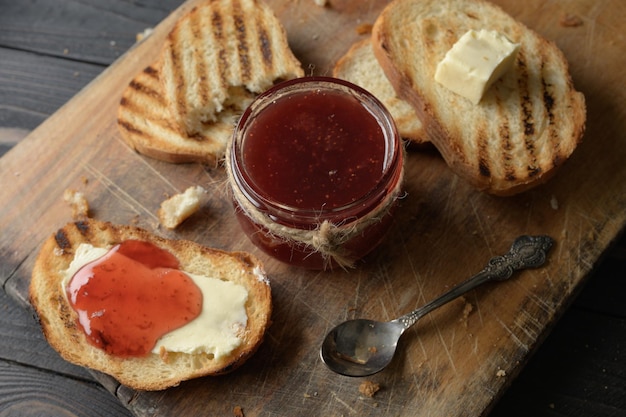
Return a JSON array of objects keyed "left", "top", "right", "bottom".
[{"left": 394, "top": 235, "right": 554, "bottom": 330}]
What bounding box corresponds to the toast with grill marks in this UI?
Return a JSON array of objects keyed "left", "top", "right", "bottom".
[
  {"left": 117, "top": 0, "right": 303, "bottom": 165},
  {"left": 118, "top": 64, "right": 239, "bottom": 164},
  {"left": 372, "top": 0, "right": 586, "bottom": 195},
  {"left": 161, "top": 0, "right": 304, "bottom": 136},
  {"left": 29, "top": 219, "right": 272, "bottom": 391}
]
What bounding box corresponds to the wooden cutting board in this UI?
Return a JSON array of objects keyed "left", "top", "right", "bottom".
[{"left": 1, "top": 0, "right": 624, "bottom": 416}]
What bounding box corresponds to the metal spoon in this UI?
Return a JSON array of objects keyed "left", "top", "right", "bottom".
[{"left": 320, "top": 235, "right": 554, "bottom": 377}]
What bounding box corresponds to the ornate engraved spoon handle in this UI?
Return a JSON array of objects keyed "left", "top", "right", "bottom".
[{"left": 395, "top": 235, "right": 554, "bottom": 330}]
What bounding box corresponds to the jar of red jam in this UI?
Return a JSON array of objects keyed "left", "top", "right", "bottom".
[{"left": 226, "top": 77, "right": 404, "bottom": 270}]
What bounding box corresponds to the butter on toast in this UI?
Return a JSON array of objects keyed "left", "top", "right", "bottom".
[
  {"left": 29, "top": 219, "right": 272, "bottom": 391},
  {"left": 372, "top": 0, "right": 586, "bottom": 195}
]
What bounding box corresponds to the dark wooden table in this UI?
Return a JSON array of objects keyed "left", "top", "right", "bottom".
[{"left": 0, "top": 1, "right": 624, "bottom": 416}]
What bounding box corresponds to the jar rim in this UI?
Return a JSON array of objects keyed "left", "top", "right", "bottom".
[{"left": 229, "top": 76, "right": 403, "bottom": 226}]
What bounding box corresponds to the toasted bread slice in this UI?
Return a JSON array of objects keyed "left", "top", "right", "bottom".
[
  {"left": 117, "top": 0, "right": 304, "bottom": 165},
  {"left": 160, "top": 0, "right": 304, "bottom": 136},
  {"left": 117, "top": 64, "right": 241, "bottom": 165},
  {"left": 372, "top": 0, "right": 586, "bottom": 195},
  {"left": 29, "top": 219, "right": 272, "bottom": 391},
  {"left": 333, "top": 38, "right": 426, "bottom": 145}
]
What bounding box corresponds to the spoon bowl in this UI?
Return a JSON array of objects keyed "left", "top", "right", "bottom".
[
  {"left": 320, "top": 319, "right": 405, "bottom": 377},
  {"left": 320, "top": 235, "right": 554, "bottom": 377}
]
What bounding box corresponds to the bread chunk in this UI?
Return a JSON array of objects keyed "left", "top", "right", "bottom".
[
  {"left": 158, "top": 185, "right": 206, "bottom": 229},
  {"left": 372, "top": 0, "right": 586, "bottom": 195},
  {"left": 29, "top": 219, "right": 272, "bottom": 390}
]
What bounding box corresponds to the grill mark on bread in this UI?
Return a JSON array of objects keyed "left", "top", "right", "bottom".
[
  {"left": 541, "top": 62, "right": 560, "bottom": 170},
  {"left": 517, "top": 57, "right": 534, "bottom": 137},
  {"left": 258, "top": 22, "right": 272, "bottom": 69},
  {"left": 144, "top": 65, "right": 158, "bottom": 77},
  {"left": 118, "top": 68, "right": 177, "bottom": 138},
  {"left": 126, "top": 79, "right": 162, "bottom": 104},
  {"left": 499, "top": 118, "right": 517, "bottom": 181},
  {"left": 212, "top": 9, "right": 228, "bottom": 98},
  {"left": 476, "top": 123, "right": 491, "bottom": 178},
  {"left": 516, "top": 52, "right": 540, "bottom": 177},
  {"left": 118, "top": 120, "right": 144, "bottom": 136},
  {"left": 167, "top": 28, "right": 187, "bottom": 127},
  {"left": 190, "top": 9, "right": 210, "bottom": 112},
  {"left": 54, "top": 229, "right": 71, "bottom": 251},
  {"left": 233, "top": 0, "right": 251, "bottom": 83}
]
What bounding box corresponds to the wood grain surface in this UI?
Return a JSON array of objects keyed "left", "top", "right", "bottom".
[{"left": 0, "top": 0, "right": 625, "bottom": 416}]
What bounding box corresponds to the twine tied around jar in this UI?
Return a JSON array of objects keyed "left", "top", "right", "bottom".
[{"left": 225, "top": 145, "right": 404, "bottom": 269}]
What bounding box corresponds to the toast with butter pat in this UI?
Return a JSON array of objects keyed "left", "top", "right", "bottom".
[
  {"left": 29, "top": 219, "right": 272, "bottom": 391},
  {"left": 118, "top": 0, "right": 303, "bottom": 165},
  {"left": 333, "top": 38, "right": 427, "bottom": 145},
  {"left": 372, "top": 0, "right": 586, "bottom": 195}
]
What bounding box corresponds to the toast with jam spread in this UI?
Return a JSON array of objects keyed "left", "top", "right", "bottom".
[
  {"left": 117, "top": 0, "right": 304, "bottom": 165},
  {"left": 29, "top": 219, "right": 272, "bottom": 391},
  {"left": 371, "top": 0, "right": 586, "bottom": 195}
]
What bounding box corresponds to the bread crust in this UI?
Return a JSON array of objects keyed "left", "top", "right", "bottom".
[
  {"left": 372, "top": 0, "right": 586, "bottom": 195},
  {"left": 29, "top": 219, "right": 272, "bottom": 391}
]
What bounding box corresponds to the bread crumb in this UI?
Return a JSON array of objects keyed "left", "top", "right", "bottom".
[
  {"left": 359, "top": 380, "right": 380, "bottom": 397},
  {"left": 496, "top": 369, "right": 506, "bottom": 378},
  {"left": 136, "top": 28, "right": 154, "bottom": 42},
  {"left": 550, "top": 195, "right": 559, "bottom": 210},
  {"left": 356, "top": 23, "right": 373, "bottom": 35},
  {"left": 560, "top": 13, "right": 583, "bottom": 27},
  {"left": 233, "top": 406, "right": 245, "bottom": 417},
  {"left": 63, "top": 189, "right": 90, "bottom": 220},
  {"left": 158, "top": 185, "right": 206, "bottom": 229},
  {"left": 313, "top": 0, "right": 327, "bottom": 6},
  {"left": 459, "top": 298, "right": 473, "bottom": 327}
]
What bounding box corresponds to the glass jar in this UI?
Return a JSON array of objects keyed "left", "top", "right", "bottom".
[{"left": 226, "top": 77, "right": 404, "bottom": 270}]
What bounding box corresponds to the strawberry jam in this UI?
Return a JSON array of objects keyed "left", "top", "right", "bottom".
[
  {"left": 66, "top": 240, "right": 202, "bottom": 357},
  {"left": 242, "top": 87, "right": 386, "bottom": 210},
  {"left": 228, "top": 77, "right": 404, "bottom": 269}
]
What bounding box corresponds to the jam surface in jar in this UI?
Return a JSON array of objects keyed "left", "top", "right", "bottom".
[
  {"left": 66, "top": 240, "right": 202, "bottom": 357},
  {"left": 230, "top": 77, "right": 403, "bottom": 269},
  {"left": 241, "top": 88, "right": 387, "bottom": 212}
]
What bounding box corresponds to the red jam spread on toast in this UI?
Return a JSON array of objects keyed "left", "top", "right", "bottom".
[
  {"left": 66, "top": 240, "right": 202, "bottom": 357},
  {"left": 241, "top": 88, "right": 386, "bottom": 210}
]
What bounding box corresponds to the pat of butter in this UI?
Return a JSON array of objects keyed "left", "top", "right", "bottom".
[
  {"left": 434, "top": 29, "right": 520, "bottom": 104},
  {"left": 61, "top": 243, "right": 248, "bottom": 359}
]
